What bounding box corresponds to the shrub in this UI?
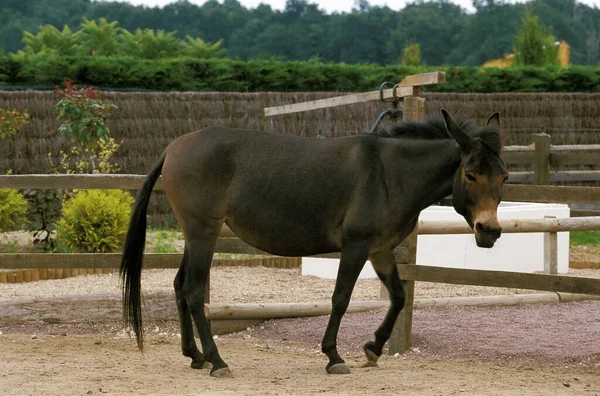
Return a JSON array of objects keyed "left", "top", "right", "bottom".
[
  {"left": 56, "top": 189, "right": 133, "bottom": 253},
  {"left": 2, "top": 54, "right": 599, "bottom": 93},
  {"left": 0, "top": 189, "right": 28, "bottom": 232},
  {"left": 0, "top": 189, "right": 27, "bottom": 232},
  {"left": 0, "top": 108, "right": 30, "bottom": 139}
]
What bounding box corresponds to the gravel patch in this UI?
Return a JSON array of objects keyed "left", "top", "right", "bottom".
[{"left": 1, "top": 266, "right": 598, "bottom": 303}]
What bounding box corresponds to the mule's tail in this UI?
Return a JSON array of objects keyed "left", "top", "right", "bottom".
[{"left": 120, "top": 153, "right": 166, "bottom": 351}]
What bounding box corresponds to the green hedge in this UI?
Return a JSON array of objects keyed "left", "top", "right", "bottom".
[{"left": 0, "top": 55, "right": 598, "bottom": 92}]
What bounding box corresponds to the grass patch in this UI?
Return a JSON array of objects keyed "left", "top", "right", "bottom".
[
  {"left": 0, "top": 240, "right": 19, "bottom": 253},
  {"left": 152, "top": 231, "right": 178, "bottom": 253},
  {"left": 570, "top": 231, "right": 600, "bottom": 246}
]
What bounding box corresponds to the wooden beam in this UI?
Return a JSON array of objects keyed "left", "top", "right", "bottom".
[
  {"left": 204, "top": 301, "right": 388, "bottom": 321},
  {"left": 0, "top": 253, "right": 181, "bottom": 270},
  {"left": 504, "top": 184, "right": 600, "bottom": 205},
  {"left": 2, "top": 290, "right": 598, "bottom": 327},
  {"left": 0, "top": 252, "right": 300, "bottom": 270},
  {"left": 550, "top": 171, "right": 600, "bottom": 182},
  {"left": 264, "top": 72, "right": 446, "bottom": 117},
  {"left": 264, "top": 86, "right": 417, "bottom": 117},
  {"left": 510, "top": 169, "right": 600, "bottom": 184},
  {"left": 418, "top": 216, "right": 600, "bottom": 235},
  {"left": 550, "top": 144, "right": 600, "bottom": 167},
  {"left": 0, "top": 174, "right": 164, "bottom": 190},
  {"left": 398, "top": 72, "right": 445, "bottom": 87},
  {"left": 397, "top": 265, "right": 600, "bottom": 295}
]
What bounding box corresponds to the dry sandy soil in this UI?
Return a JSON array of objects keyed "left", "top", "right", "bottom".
[{"left": 1, "top": 232, "right": 600, "bottom": 395}]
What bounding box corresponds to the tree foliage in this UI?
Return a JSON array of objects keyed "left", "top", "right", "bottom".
[
  {"left": 1, "top": 0, "right": 598, "bottom": 66},
  {"left": 514, "top": 6, "right": 559, "bottom": 66},
  {"left": 401, "top": 43, "right": 421, "bottom": 66}
]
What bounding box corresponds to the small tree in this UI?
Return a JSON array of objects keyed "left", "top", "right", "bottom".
[
  {"left": 54, "top": 79, "right": 117, "bottom": 170},
  {"left": 401, "top": 42, "right": 422, "bottom": 66},
  {"left": 513, "top": 6, "right": 558, "bottom": 66},
  {"left": 120, "top": 28, "right": 181, "bottom": 59},
  {"left": 181, "top": 35, "right": 225, "bottom": 59},
  {"left": 80, "top": 17, "right": 120, "bottom": 56}
]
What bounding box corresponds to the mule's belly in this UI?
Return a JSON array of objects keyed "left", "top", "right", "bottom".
[{"left": 225, "top": 219, "right": 341, "bottom": 257}]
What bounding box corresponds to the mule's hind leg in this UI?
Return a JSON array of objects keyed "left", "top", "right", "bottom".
[
  {"left": 363, "top": 250, "right": 405, "bottom": 365},
  {"left": 183, "top": 233, "right": 231, "bottom": 378},
  {"left": 174, "top": 247, "right": 207, "bottom": 369}
]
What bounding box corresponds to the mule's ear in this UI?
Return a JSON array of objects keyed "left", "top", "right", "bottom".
[
  {"left": 486, "top": 112, "right": 500, "bottom": 128},
  {"left": 441, "top": 109, "right": 475, "bottom": 153}
]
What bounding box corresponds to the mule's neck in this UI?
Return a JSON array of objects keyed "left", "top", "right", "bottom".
[{"left": 385, "top": 138, "right": 461, "bottom": 216}]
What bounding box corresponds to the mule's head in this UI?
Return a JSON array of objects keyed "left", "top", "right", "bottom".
[{"left": 442, "top": 109, "right": 508, "bottom": 248}]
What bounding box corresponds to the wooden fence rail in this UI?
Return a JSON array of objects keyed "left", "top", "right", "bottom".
[
  {"left": 3, "top": 175, "right": 600, "bottom": 204},
  {"left": 503, "top": 135, "right": 600, "bottom": 184}
]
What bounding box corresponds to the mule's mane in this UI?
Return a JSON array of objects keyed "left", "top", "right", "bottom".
[{"left": 374, "top": 114, "right": 502, "bottom": 154}]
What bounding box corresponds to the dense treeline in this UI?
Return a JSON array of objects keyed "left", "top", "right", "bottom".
[
  {"left": 1, "top": 56, "right": 598, "bottom": 92},
  {"left": 1, "top": 0, "right": 599, "bottom": 66}
]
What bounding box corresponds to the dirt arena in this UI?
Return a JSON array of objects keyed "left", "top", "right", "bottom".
[
  {"left": 1, "top": 233, "right": 600, "bottom": 395},
  {"left": 1, "top": 300, "right": 599, "bottom": 395}
]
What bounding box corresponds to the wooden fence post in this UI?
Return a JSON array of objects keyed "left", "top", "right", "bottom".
[
  {"left": 544, "top": 216, "right": 558, "bottom": 275},
  {"left": 388, "top": 95, "right": 424, "bottom": 355},
  {"left": 533, "top": 133, "right": 551, "bottom": 185}
]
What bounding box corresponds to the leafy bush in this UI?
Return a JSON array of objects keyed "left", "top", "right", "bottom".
[
  {"left": 0, "top": 189, "right": 28, "bottom": 232},
  {"left": 56, "top": 189, "right": 133, "bottom": 253},
  {"left": 0, "top": 108, "right": 30, "bottom": 139}
]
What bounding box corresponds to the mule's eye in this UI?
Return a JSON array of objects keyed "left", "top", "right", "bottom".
[
  {"left": 503, "top": 175, "right": 509, "bottom": 183},
  {"left": 465, "top": 173, "right": 476, "bottom": 182}
]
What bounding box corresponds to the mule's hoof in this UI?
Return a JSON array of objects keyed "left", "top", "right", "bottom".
[
  {"left": 364, "top": 348, "right": 380, "bottom": 364},
  {"left": 326, "top": 363, "right": 351, "bottom": 375},
  {"left": 210, "top": 367, "right": 233, "bottom": 378},
  {"left": 191, "top": 360, "right": 209, "bottom": 369}
]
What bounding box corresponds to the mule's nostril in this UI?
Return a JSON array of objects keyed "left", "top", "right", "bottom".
[{"left": 476, "top": 223, "right": 502, "bottom": 239}]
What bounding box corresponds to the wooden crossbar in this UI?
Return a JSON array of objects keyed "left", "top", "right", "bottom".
[
  {"left": 397, "top": 265, "right": 600, "bottom": 295},
  {"left": 263, "top": 72, "right": 445, "bottom": 117}
]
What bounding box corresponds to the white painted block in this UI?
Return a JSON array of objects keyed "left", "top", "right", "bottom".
[{"left": 301, "top": 202, "right": 571, "bottom": 279}]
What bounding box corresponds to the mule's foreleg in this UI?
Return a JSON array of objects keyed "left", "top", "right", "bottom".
[
  {"left": 184, "top": 237, "right": 231, "bottom": 378},
  {"left": 174, "top": 248, "right": 207, "bottom": 369},
  {"left": 363, "top": 250, "right": 405, "bottom": 364},
  {"left": 321, "top": 241, "right": 370, "bottom": 374}
]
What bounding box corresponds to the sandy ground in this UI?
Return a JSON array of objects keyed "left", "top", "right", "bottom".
[
  {"left": 1, "top": 231, "right": 600, "bottom": 395},
  {"left": 1, "top": 333, "right": 599, "bottom": 396}
]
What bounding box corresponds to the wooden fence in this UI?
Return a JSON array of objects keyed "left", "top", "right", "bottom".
[{"left": 504, "top": 133, "right": 600, "bottom": 184}]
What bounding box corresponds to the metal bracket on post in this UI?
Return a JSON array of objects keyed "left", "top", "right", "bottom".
[{"left": 368, "top": 82, "right": 404, "bottom": 134}]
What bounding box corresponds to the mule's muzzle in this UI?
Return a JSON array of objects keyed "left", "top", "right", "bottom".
[{"left": 474, "top": 222, "right": 502, "bottom": 248}]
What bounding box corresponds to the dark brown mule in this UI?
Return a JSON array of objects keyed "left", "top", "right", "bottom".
[{"left": 120, "top": 109, "right": 508, "bottom": 377}]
